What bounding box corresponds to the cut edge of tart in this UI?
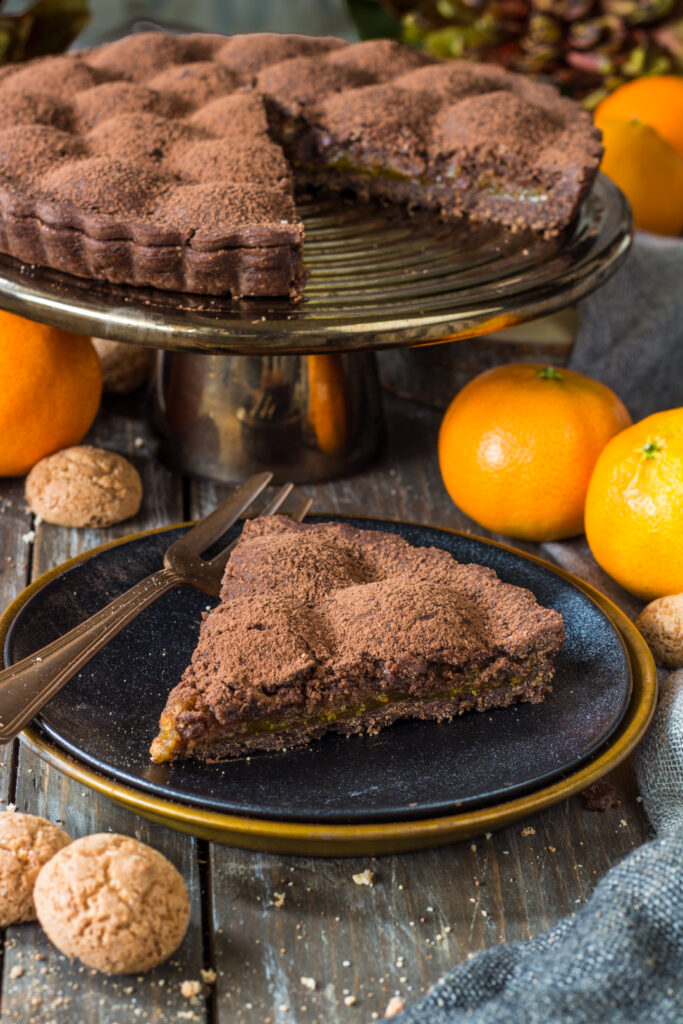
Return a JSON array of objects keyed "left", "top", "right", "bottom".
[{"left": 150, "top": 517, "right": 565, "bottom": 763}]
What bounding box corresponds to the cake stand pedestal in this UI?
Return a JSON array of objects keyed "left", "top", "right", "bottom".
[{"left": 0, "top": 179, "right": 631, "bottom": 483}]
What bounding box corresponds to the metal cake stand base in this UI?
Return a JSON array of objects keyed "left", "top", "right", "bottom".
[
  {"left": 0, "top": 180, "right": 630, "bottom": 483},
  {"left": 152, "top": 348, "right": 383, "bottom": 484}
]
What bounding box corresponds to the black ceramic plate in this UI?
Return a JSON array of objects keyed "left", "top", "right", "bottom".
[{"left": 4, "top": 517, "right": 632, "bottom": 824}]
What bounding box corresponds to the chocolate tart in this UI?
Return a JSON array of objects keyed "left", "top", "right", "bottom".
[
  {"left": 0, "top": 32, "right": 602, "bottom": 298},
  {"left": 150, "top": 517, "right": 565, "bottom": 762}
]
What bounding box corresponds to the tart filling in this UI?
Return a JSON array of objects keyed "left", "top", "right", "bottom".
[{"left": 151, "top": 665, "right": 550, "bottom": 762}]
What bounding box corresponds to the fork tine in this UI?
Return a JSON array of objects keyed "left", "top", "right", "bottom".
[
  {"left": 165, "top": 472, "right": 272, "bottom": 563},
  {"left": 290, "top": 495, "right": 313, "bottom": 522},
  {"left": 260, "top": 482, "right": 295, "bottom": 516}
]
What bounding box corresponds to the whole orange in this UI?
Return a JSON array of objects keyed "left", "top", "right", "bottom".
[
  {"left": 585, "top": 408, "right": 683, "bottom": 601},
  {"left": 595, "top": 76, "right": 683, "bottom": 159},
  {"left": 597, "top": 118, "right": 683, "bottom": 236},
  {"left": 0, "top": 311, "right": 102, "bottom": 476},
  {"left": 438, "top": 364, "right": 632, "bottom": 542}
]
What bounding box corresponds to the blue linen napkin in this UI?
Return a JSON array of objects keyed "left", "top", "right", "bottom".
[{"left": 399, "top": 670, "right": 683, "bottom": 1024}]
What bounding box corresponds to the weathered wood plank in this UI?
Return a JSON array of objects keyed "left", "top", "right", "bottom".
[
  {"left": 205, "top": 759, "right": 648, "bottom": 1024},
  {"left": 185, "top": 393, "right": 651, "bottom": 1024},
  {"left": 1, "top": 397, "right": 208, "bottom": 1024},
  {"left": 1, "top": 743, "right": 208, "bottom": 1024},
  {"left": 0, "top": 476, "right": 31, "bottom": 806}
]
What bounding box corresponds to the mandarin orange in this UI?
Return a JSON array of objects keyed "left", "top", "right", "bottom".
[
  {"left": 595, "top": 76, "right": 683, "bottom": 159},
  {"left": 585, "top": 408, "right": 683, "bottom": 601},
  {"left": 0, "top": 311, "right": 102, "bottom": 476},
  {"left": 438, "top": 364, "right": 631, "bottom": 542},
  {"left": 597, "top": 118, "right": 683, "bottom": 236}
]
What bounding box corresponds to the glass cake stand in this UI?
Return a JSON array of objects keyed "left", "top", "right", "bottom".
[{"left": 0, "top": 176, "right": 631, "bottom": 482}]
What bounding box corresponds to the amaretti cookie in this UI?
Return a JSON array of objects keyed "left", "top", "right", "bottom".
[
  {"left": 0, "top": 811, "right": 72, "bottom": 927},
  {"left": 25, "top": 445, "right": 142, "bottom": 528},
  {"left": 92, "top": 337, "right": 156, "bottom": 393},
  {"left": 34, "top": 833, "right": 190, "bottom": 974}
]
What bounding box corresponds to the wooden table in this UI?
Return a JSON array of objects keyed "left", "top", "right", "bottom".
[{"left": 0, "top": 388, "right": 652, "bottom": 1024}]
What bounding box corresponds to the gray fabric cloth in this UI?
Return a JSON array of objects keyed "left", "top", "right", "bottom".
[
  {"left": 400, "top": 674, "right": 683, "bottom": 1024},
  {"left": 570, "top": 234, "right": 683, "bottom": 418}
]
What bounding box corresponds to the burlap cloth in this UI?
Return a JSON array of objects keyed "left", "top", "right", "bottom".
[{"left": 400, "top": 236, "right": 683, "bottom": 1023}]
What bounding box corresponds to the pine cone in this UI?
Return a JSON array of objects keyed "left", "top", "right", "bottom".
[{"left": 376, "top": 0, "right": 683, "bottom": 104}]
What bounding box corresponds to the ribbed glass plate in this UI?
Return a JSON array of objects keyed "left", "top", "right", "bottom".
[{"left": 0, "top": 176, "right": 630, "bottom": 354}]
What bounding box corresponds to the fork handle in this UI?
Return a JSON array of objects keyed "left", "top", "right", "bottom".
[{"left": 0, "top": 567, "right": 185, "bottom": 744}]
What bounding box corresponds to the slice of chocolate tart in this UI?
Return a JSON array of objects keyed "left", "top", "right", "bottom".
[{"left": 150, "top": 517, "right": 564, "bottom": 763}]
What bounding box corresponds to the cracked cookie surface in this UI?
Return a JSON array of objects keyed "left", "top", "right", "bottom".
[
  {"left": 0, "top": 810, "right": 72, "bottom": 927},
  {"left": 34, "top": 832, "right": 190, "bottom": 974},
  {"left": 25, "top": 445, "right": 142, "bottom": 528}
]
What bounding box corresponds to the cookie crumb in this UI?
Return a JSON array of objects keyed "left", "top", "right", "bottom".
[
  {"left": 352, "top": 869, "right": 374, "bottom": 887},
  {"left": 300, "top": 977, "right": 316, "bottom": 991},
  {"left": 344, "top": 995, "right": 357, "bottom": 1007},
  {"left": 581, "top": 780, "right": 622, "bottom": 812},
  {"left": 181, "top": 980, "right": 201, "bottom": 998},
  {"left": 520, "top": 826, "right": 536, "bottom": 837},
  {"left": 200, "top": 968, "right": 217, "bottom": 985},
  {"left": 9, "top": 965, "right": 24, "bottom": 980},
  {"left": 384, "top": 995, "right": 404, "bottom": 1018},
  {"left": 272, "top": 892, "right": 286, "bottom": 908}
]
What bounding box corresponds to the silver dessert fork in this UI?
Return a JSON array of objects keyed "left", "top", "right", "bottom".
[{"left": 0, "top": 472, "right": 312, "bottom": 744}]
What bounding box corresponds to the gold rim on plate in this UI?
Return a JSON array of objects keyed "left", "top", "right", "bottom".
[{"left": 0, "top": 520, "right": 656, "bottom": 857}]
